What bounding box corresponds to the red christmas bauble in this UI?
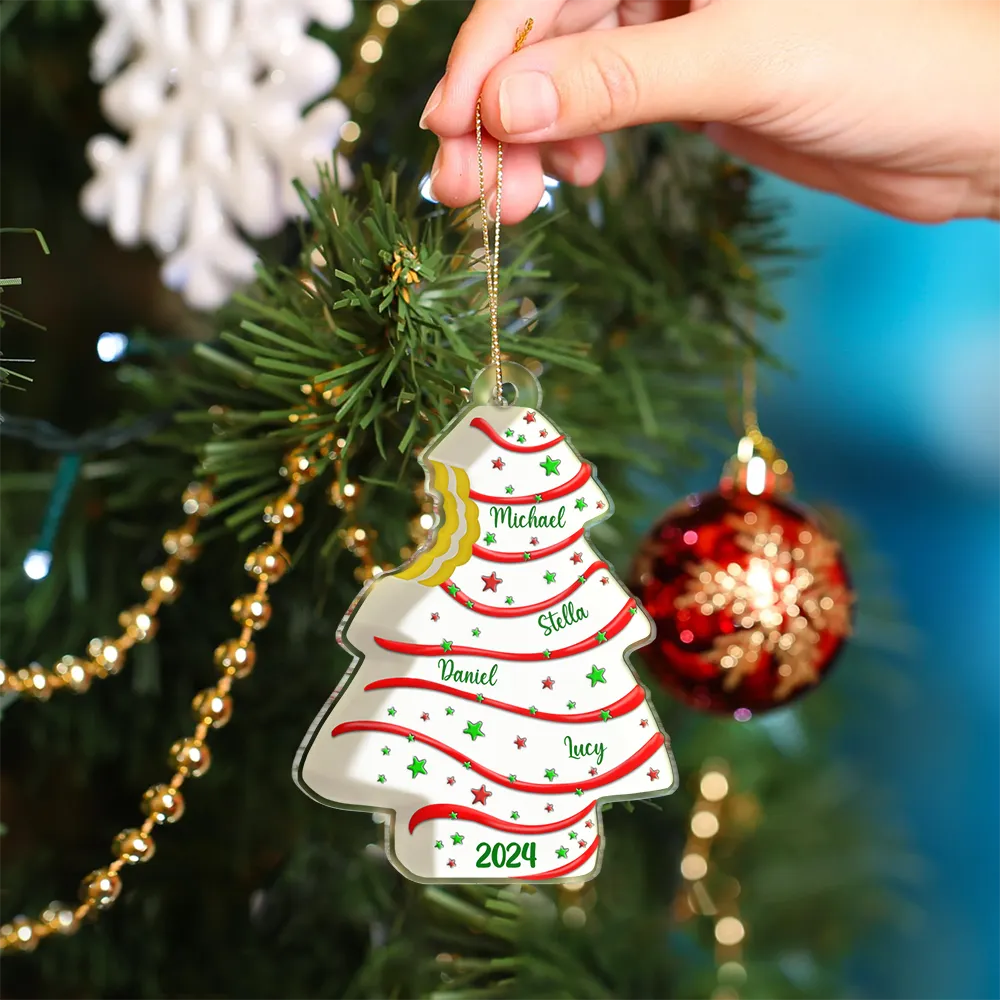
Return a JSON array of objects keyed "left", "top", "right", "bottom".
[{"left": 631, "top": 490, "right": 853, "bottom": 717}]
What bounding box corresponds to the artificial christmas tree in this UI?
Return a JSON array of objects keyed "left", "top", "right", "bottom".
[{"left": 0, "top": 3, "right": 902, "bottom": 997}]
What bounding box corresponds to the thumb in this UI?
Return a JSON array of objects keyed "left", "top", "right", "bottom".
[{"left": 479, "top": 6, "right": 757, "bottom": 143}]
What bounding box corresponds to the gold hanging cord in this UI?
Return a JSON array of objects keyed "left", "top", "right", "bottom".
[{"left": 476, "top": 17, "right": 534, "bottom": 401}]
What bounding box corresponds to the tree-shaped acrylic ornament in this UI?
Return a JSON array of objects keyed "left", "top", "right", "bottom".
[{"left": 295, "top": 365, "right": 676, "bottom": 884}]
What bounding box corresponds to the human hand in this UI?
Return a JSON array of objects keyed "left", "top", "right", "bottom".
[{"left": 420, "top": 0, "right": 1000, "bottom": 224}]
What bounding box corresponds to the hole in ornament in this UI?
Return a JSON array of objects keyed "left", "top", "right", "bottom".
[{"left": 499, "top": 381, "right": 517, "bottom": 405}]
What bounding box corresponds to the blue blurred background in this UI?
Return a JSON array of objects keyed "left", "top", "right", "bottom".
[{"left": 725, "top": 181, "right": 999, "bottom": 999}]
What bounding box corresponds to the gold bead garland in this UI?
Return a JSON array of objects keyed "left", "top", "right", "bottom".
[
  {"left": 300, "top": 378, "right": 402, "bottom": 584},
  {"left": 0, "top": 481, "right": 213, "bottom": 701},
  {"left": 0, "top": 452, "right": 315, "bottom": 953},
  {"left": 674, "top": 760, "right": 754, "bottom": 1000}
]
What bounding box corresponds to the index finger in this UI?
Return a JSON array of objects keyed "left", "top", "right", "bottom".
[{"left": 423, "top": 0, "right": 567, "bottom": 138}]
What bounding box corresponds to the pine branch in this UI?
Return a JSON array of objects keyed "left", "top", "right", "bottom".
[
  {"left": 187, "top": 165, "right": 592, "bottom": 545},
  {"left": 0, "top": 227, "right": 49, "bottom": 390}
]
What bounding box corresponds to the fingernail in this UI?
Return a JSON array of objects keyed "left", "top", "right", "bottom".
[
  {"left": 545, "top": 148, "right": 580, "bottom": 185},
  {"left": 419, "top": 78, "right": 444, "bottom": 130},
  {"left": 499, "top": 71, "right": 559, "bottom": 134},
  {"left": 428, "top": 147, "right": 443, "bottom": 201}
]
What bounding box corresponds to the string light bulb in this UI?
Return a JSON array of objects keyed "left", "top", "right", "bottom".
[
  {"left": 96, "top": 332, "right": 129, "bottom": 362},
  {"left": 22, "top": 549, "right": 52, "bottom": 581}
]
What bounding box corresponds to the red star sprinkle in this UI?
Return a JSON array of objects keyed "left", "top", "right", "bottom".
[
  {"left": 577, "top": 840, "right": 587, "bottom": 849},
  {"left": 471, "top": 784, "right": 492, "bottom": 806},
  {"left": 492, "top": 457, "right": 505, "bottom": 470},
  {"left": 639, "top": 719, "right": 649, "bottom": 728},
  {"left": 430, "top": 612, "right": 440, "bottom": 621},
  {"left": 596, "top": 501, "right": 605, "bottom": 510},
  {"left": 545, "top": 803, "right": 554, "bottom": 813},
  {"left": 539, "top": 429, "right": 548, "bottom": 438},
  {"left": 524, "top": 412, "right": 536, "bottom": 423},
  {"left": 421, "top": 712, "right": 430, "bottom": 721},
  {"left": 585, "top": 820, "right": 594, "bottom": 829},
  {"left": 589, "top": 767, "right": 598, "bottom": 776},
  {"left": 530, "top": 537, "right": 539, "bottom": 546},
  {"left": 571, "top": 551, "right": 583, "bottom": 564},
  {"left": 600, "top": 576, "right": 610, "bottom": 585},
  {"left": 647, "top": 768, "right": 660, "bottom": 781},
  {"left": 514, "top": 736, "right": 527, "bottom": 749},
  {"left": 481, "top": 571, "right": 502, "bottom": 592},
  {"left": 446, "top": 776, "right": 456, "bottom": 785},
  {"left": 447, "top": 859, "right": 456, "bottom": 868},
  {"left": 541, "top": 677, "right": 554, "bottom": 690}
]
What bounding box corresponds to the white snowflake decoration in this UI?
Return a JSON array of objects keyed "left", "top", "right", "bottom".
[{"left": 81, "top": 0, "right": 354, "bottom": 310}]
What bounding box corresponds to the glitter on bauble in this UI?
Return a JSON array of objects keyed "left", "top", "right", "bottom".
[{"left": 631, "top": 430, "right": 854, "bottom": 717}]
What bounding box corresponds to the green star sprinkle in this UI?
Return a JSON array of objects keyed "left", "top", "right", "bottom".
[
  {"left": 544, "top": 768, "right": 558, "bottom": 782},
  {"left": 523, "top": 552, "right": 532, "bottom": 561},
  {"left": 435, "top": 840, "right": 444, "bottom": 850},
  {"left": 535, "top": 494, "right": 543, "bottom": 502},
  {"left": 508, "top": 774, "right": 517, "bottom": 784},
  {"left": 556, "top": 846, "right": 569, "bottom": 859},
  {"left": 407, "top": 757, "right": 428, "bottom": 778},
  {"left": 466, "top": 600, "right": 474, "bottom": 609},
  {"left": 575, "top": 497, "right": 587, "bottom": 510},
  {"left": 472, "top": 627, "right": 481, "bottom": 637},
  {"left": 544, "top": 570, "right": 557, "bottom": 584},
  {"left": 568, "top": 830, "right": 577, "bottom": 839},
  {"left": 407, "top": 733, "right": 416, "bottom": 742},
  {"left": 517, "top": 434, "right": 527, "bottom": 444},
  {"left": 578, "top": 575, "right": 586, "bottom": 584},
  {"left": 542, "top": 649, "right": 551, "bottom": 658},
  {"left": 504, "top": 428, "right": 514, "bottom": 438},
  {"left": 476, "top": 692, "right": 485, "bottom": 702},
  {"left": 445, "top": 706, "right": 455, "bottom": 716},
  {"left": 596, "top": 631, "right": 608, "bottom": 643},
  {"left": 600, "top": 709, "right": 612, "bottom": 722},
  {"left": 387, "top": 707, "right": 396, "bottom": 717},
  {"left": 510, "top": 811, "right": 520, "bottom": 820},
  {"left": 628, "top": 605, "right": 639, "bottom": 616},
  {"left": 377, "top": 774, "right": 386, "bottom": 783},
  {"left": 574, "top": 788, "right": 585, "bottom": 796},
  {"left": 449, "top": 811, "right": 458, "bottom": 820},
  {"left": 447, "top": 583, "right": 459, "bottom": 596},
  {"left": 381, "top": 746, "right": 391, "bottom": 755},
  {"left": 484, "top": 532, "right": 497, "bottom": 546},
  {"left": 463, "top": 761, "right": 472, "bottom": 769},
  {"left": 451, "top": 832, "right": 465, "bottom": 845},
  {"left": 463, "top": 720, "right": 485, "bottom": 741},
  {"left": 505, "top": 485, "right": 515, "bottom": 495},
  {"left": 540, "top": 455, "right": 561, "bottom": 476},
  {"left": 528, "top": 705, "right": 538, "bottom": 715},
  {"left": 567, "top": 700, "right": 577, "bottom": 710},
  {"left": 586, "top": 665, "right": 607, "bottom": 687},
  {"left": 441, "top": 639, "right": 453, "bottom": 651},
  {"left": 505, "top": 596, "right": 515, "bottom": 605}
]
